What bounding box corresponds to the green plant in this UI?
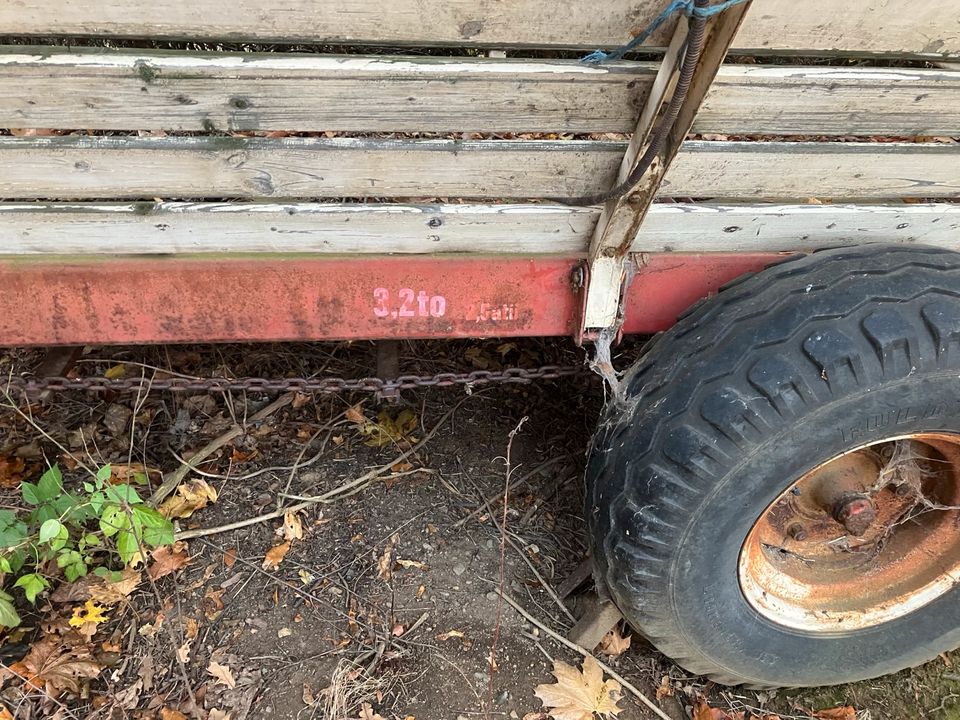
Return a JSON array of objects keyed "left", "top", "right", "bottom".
[{"left": 0, "top": 464, "right": 174, "bottom": 627}]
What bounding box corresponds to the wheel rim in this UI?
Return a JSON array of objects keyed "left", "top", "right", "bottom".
[{"left": 739, "top": 433, "right": 960, "bottom": 632}]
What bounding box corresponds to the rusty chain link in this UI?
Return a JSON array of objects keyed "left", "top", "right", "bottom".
[{"left": 3, "top": 364, "right": 588, "bottom": 396}]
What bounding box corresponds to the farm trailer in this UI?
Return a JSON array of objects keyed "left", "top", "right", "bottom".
[{"left": 1, "top": 0, "right": 960, "bottom": 688}]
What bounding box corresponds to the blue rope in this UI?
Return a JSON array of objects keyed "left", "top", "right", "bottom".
[{"left": 581, "top": 0, "right": 750, "bottom": 64}]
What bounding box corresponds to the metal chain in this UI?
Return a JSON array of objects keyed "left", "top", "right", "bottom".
[{"left": 3, "top": 364, "right": 588, "bottom": 396}]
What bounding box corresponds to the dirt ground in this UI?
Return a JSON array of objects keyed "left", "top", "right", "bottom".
[{"left": 2, "top": 339, "right": 960, "bottom": 720}]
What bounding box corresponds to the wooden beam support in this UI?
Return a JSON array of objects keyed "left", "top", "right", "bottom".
[{"left": 581, "top": 1, "right": 753, "bottom": 332}]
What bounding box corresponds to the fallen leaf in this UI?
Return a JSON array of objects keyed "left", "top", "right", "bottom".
[
  {"left": 278, "top": 511, "right": 304, "bottom": 542},
  {"left": 68, "top": 600, "right": 110, "bottom": 638},
  {"left": 223, "top": 548, "right": 238, "bottom": 568},
  {"left": 298, "top": 568, "right": 315, "bottom": 585},
  {"left": 263, "top": 542, "right": 290, "bottom": 570},
  {"left": 0, "top": 456, "right": 29, "bottom": 488},
  {"left": 345, "top": 403, "right": 367, "bottom": 425},
  {"left": 436, "top": 630, "right": 465, "bottom": 641},
  {"left": 598, "top": 628, "right": 631, "bottom": 657},
  {"left": 813, "top": 708, "right": 856, "bottom": 720},
  {"left": 184, "top": 617, "right": 199, "bottom": 640},
  {"left": 148, "top": 542, "right": 190, "bottom": 580},
  {"left": 9, "top": 128, "right": 58, "bottom": 137},
  {"left": 0, "top": 707, "right": 13, "bottom": 720},
  {"left": 10, "top": 636, "right": 102, "bottom": 696},
  {"left": 692, "top": 701, "right": 745, "bottom": 720},
  {"left": 202, "top": 587, "right": 226, "bottom": 620},
  {"left": 655, "top": 675, "right": 673, "bottom": 701},
  {"left": 89, "top": 568, "right": 141, "bottom": 605},
  {"left": 377, "top": 533, "right": 400, "bottom": 582},
  {"left": 534, "top": 655, "right": 622, "bottom": 720},
  {"left": 159, "top": 709, "right": 188, "bottom": 720},
  {"left": 209, "top": 711, "right": 232, "bottom": 720},
  {"left": 277, "top": 627, "right": 292, "bottom": 638},
  {"left": 107, "top": 462, "right": 159, "bottom": 485},
  {"left": 396, "top": 559, "right": 427, "bottom": 570},
  {"left": 158, "top": 479, "right": 219, "bottom": 519},
  {"left": 176, "top": 640, "right": 191, "bottom": 664},
  {"left": 207, "top": 660, "right": 237, "bottom": 689},
  {"left": 358, "top": 703, "right": 387, "bottom": 720},
  {"left": 302, "top": 682, "right": 316, "bottom": 706}
]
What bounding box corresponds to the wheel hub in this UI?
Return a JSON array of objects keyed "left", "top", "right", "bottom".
[{"left": 739, "top": 434, "right": 960, "bottom": 631}]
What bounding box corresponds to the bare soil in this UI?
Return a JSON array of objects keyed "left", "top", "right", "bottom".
[{"left": 2, "top": 340, "right": 960, "bottom": 719}]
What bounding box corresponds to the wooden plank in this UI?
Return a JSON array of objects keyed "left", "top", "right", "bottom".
[
  {"left": 2, "top": 137, "right": 957, "bottom": 200},
  {"left": 665, "top": 142, "right": 960, "bottom": 200},
  {"left": 1, "top": 202, "right": 957, "bottom": 255},
  {"left": 2, "top": 49, "right": 958, "bottom": 135},
  {"left": 1, "top": 0, "right": 956, "bottom": 57}
]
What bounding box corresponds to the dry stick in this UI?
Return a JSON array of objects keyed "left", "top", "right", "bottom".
[
  {"left": 149, "top": 393, "right": 295, "bottom": 506},
  {"left": 454, "top": 455, "right": 567, "bottom": 528},
  {"left": 175, "top": 399, "right": 472, "bottom": 541},
  {"left": 462, "top": 468, "right": 577, "bottom": 625},
  {"left": 497, "top": 591, "right": 672, "bottom": 720},
  {"left": 486, "top": 416, "right": 528, "bottom": 718}
]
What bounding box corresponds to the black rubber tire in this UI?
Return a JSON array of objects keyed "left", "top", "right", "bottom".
[{"left": 587, "top": 244, "right": 960, "bottom": 688}]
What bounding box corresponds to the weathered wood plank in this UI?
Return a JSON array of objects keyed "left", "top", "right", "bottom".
[
  {"left": 1, "top": 49, "right": 957, "bottom": 135},
  {"left": 2, "top": 137, "right": 956, "bottom": 201},
  {"left": 1, "top": 0, "right": 956, "bottom": 57},
  {"left": 1, "top": 202, "right": 957, "bottom": 255}
]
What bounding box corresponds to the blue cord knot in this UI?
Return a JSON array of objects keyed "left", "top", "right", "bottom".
[{"left": 582, "top": 0, "right": 749, "bottom": 64}]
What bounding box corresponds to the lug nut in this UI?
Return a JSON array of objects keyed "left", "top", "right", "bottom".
[
  {"left": 833, "top": 493, "right": 876, "bottom": 537},
  {"left": 787, "top": 523, "right": 808, "bottom": 541}
]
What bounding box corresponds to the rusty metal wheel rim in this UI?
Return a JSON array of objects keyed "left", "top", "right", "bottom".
[{"left": 738, "top": 433, "right": 960, "bottom": 632}]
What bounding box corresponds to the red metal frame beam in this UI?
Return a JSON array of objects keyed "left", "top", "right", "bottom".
[{"left": 0, "top": 253, "right": 785, "bottom": 346}]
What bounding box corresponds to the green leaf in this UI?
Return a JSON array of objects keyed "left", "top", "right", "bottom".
[
  {"left": 20, "top": 482, "right": 40, "bottom": 505},
  {"left": 37, "top": 465, "right": 63, "bottom": 501},
  {"left": 39, "top": 519, "right": 64, "bottom": 544},
  {"left": 105, "top": 485, "right": 142, "bottom": 505},
  {"left": 93, "top": 566, "right": 111, "bottom": 578},
  {"left": 57, "top": 549, "right": 82, "bottom": 568},
  {"left": 132, "top": 472, "right": 149, "bottom": 486},
  {"left": 83, "top": 533, "right": 101, "bottom": 547},
  {"left": 89, "top": 491, "right": 105, "bottom": 515},
  {"left": 0, "top": 522, "right": 28, "bottom": 549},
  {"left": 8, "top": 549, "right": 25, "bottom": 573},
  {"left": 65, "top": 560, "right": 87, "bottom": 582},
  {"left": 131, "top": 506, "right": 174, "bottom": 547},
  {"left": 0, "top": 557, "right": 10, "bottom": 574},
  {"left": 83, "top": 482, "right": 95, "bottom": 493},
  {"left": 14, "top": 573, "right": 48, "bottom": 603},
  {"left": 96, "top": 465, "right": 112, "bottom": 484},
  {"left": 99, "top": 505, "right": 128, "bottom": 537},
  {"left": 116, "top": 531, "right": 140, "bottom": 565},
  {"left": 0, "top": 510, "right": 17, "bottom": 530},
  {"left": 31, "top": 504, "right": 58, "bottom": 525},
  {"left": 0, "top": 594, "right": 20, "bottom": 628}
]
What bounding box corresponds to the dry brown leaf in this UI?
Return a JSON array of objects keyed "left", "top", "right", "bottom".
[
  {"left": 208, "top": 711, "right": 232, "bottom": 720},
  {"left": 207, "top": 660, "right": 237, "bottom": 689},
  {"left": 148, "top": 542, "right": 191, "bottom": 580},
  {"left": 692, "top": 701, "right": 745, "bottom": 720},
  {"left": 376, "top": 533, "right": 400, "bottom": 581},
  {"left": 108, "top": 463, "right": 161, "bottom": 485},
  {"left": 0, "top": 706, "right": 13, "bottom": 720},
  {"left": 10, "top": 637, "right": 103, "bottom": 696},
  {"left": 278, "top": 511, "right": 304, "bottom": 542},
  {"left": 598, "top": 628, "right": 631, "bottom": 657},
  {"left": 0, "top": 456, "right": 29, "bottom": 488},
  {"left": 223, "top": 548, "right": 238, "bottom": 568},
  {"left": 9, "top": 128, "right": 58, "bottom": 137},
  {"left": 203, "top": 587, "right": 226, "bottom": 620},
  {"left": 158, "top": 478, "right": 218, "bottom": 519},
  {"left": 655, "top": 675, "right": 673, "bottom": 701},
  {"left": 534, "top": 655, "right": 622, "bottom": 720},
  {"left": 176, "top": 640, "right": 191, "bottom": 664},
  {"left": 436, "top": 630, "right": 465, "bottom": 641},
  {"left": 396, "top": 559, "right": 427, "bottom": 570},
  {"left": 358, "top": 703, "right": 387, "bottom": 720},
  {"left": 813, "top": 708, "right": 856, "bottom": 720},
  {"left": 89, "top": 568, "right": 141, "bottom": 606},
  {"left": 159, "top": 709, "right": 188, "bottom": 720},
  {"left": 263, "top": 542, "right": 291, "bottom": 570},
  {"left": 302, "top": 682, "right": 316, "bottom": 706},
  {"left": 345, "top": 403, "right": 367, "bottom": 425}
]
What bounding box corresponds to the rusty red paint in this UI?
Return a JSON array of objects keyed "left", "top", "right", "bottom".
[{"left": 0, "top": 253, "right": 783, "bottom": 346}]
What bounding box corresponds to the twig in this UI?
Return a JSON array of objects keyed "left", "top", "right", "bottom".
[
  {"left": 150, "top": 393, "right": 295, "bottom": 505},
  {"left": 454, "top": 456, "right": 567, "bottom": 528},
  {"left": 496, "top": 590, "right": 672, "bottom": 720},
  {"left": 277, "top": 413, "right": 349, "bottom": 511},
  {"left": 486, "top": 416, "right": 527, "bottom": 717},
  {"left": 175, "top": 399, "right": 472, "bottom": 540}
]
